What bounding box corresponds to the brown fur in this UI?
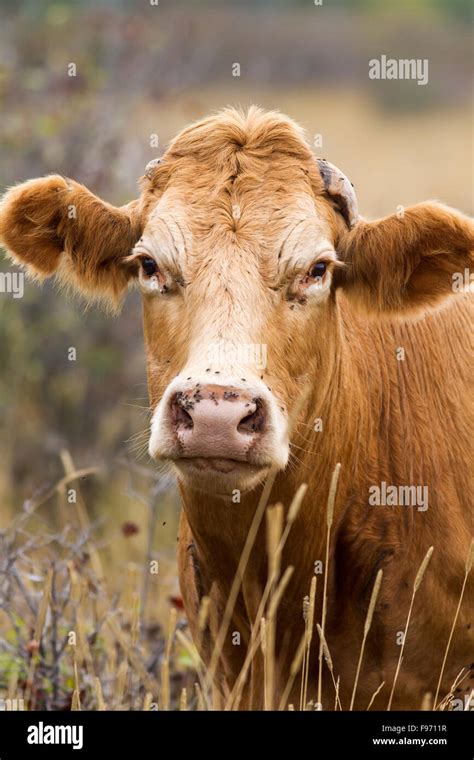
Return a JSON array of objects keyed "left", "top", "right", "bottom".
[
  {"left": 1, "top": 107, "right": 472, "bottom": 710},
  {"left": 0, "top": 175, "right": 143, "bottom": 304}
]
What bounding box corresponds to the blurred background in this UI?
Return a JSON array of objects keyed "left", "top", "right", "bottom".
[{"left": 0, "top": 0, "right": 472, "bottom": 709}]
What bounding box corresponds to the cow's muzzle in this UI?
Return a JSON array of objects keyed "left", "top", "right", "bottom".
[{"left": 149, "top": 379, "right": 289, "bottom": 491}]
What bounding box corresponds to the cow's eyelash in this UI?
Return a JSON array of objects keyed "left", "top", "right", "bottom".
[
  {"left": 125, "top": 249, "right": 159, "bottom": 268},
  {"left": 278, "top": 256, "right": 342, "bottom": 287},
  {"left": 302, "top": 257, "right": 345, "bottom": 277}
]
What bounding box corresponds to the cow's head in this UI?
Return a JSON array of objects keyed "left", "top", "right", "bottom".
[{"left": 1, "top": 107, "right": 472, "bottom": 496}]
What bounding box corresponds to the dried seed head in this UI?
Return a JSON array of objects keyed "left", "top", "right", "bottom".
[
  {"left": 414, "top": 546, "right": 434, "bottom": 592},
  {"left": 465, "top": 538, "right": 474, "bottom": 574},
  {"left": 290, "top": 635, "right": 306, "bottom": 676},
  {"left": 303, "top": 595, "right": 310, "bottom": 622},
  {"left": 260, "top": 617, "right": 267, "bottom": 655},
  {"left": 287, "top": 483, "right": 307, "bottom": 524},
  {"left": 364, "top": 569, "right": 383, "bottom": 636},
  {"left": 326, "top": 463, "right": 341, "bottom": 528},
  {"left": 198, "top": 596, "right": 210, "bottom": 632},
  {"left": 317, "top": 623, "right": 333, "bottom": 672}
]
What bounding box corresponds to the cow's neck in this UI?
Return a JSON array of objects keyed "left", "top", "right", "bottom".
[{"left": 178, "top": 295, "right": 373, "bottom": 598}]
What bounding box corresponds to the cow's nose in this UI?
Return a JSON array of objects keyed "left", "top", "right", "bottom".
[{"left": 168, "top": 384, "right": 267, "bottom": 460}]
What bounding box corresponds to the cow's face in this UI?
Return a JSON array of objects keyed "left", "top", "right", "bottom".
[
  {"left": 137, "top": 194, "right": 339, "bottom": 494},
  {"left": 2, "top": 107, "right": 470, "bottom": 497},
  {"left": 128, "top": 115, "right": 348, "bottom": 495}
]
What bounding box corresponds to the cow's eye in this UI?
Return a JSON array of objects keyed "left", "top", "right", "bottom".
[
  {"left": 141, "top": 257, "right": 158, "bottom": 276},
  {"left": 308, "top": 261, "right": 327, "bottom": 279}
]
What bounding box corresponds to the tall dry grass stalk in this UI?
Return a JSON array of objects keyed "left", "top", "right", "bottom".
[
  {"left": 266, "top": 504, "right": 284, "bottom": 595},
  {"left": 317, "top": 462, "right": 341, "bottom": 708},
  {"left": 172, "top": 595, "right": 212, "bottom": 709},
  {"left": 283, "top": 483, "right": 308, "bottom": 540},
  {"left": 195, "top": 682, "right": 205, "bottom": 711},
  {"left": 260, "top": 617, "right": 268, "bottom": 709},
  {"left": 76, "top": 605, "right": 95, "bottom": 678},
  {"left": 116, "top": 659, "right": 129, "bottom": 708},
  {"left": 197, "top": 596, "right": 211, "bottom": 653},
  {"left": 367, "top": 681, "right": 385, "bottom": 710},
  {"left": 434, "top": 538, "right": 473, "bottom": 709},
  {"left": 72, "top": 652, "right": 81, "bottom": 710},
  {"left": 71, "top": 690, "right": 81, "bottom": 711},
  {"left": 421, "top": 692, "right": 433, "bottom": 710},
  {"left": 68, "top": 568, "right": 95, "bottom": 680},
  {"left": 300, "top": 576, "right": 316, "bottom": 710},
  {"left": 350, "top": 569, "right": 383, "bottom": 710},
  {"left": 24, "top": 567, "right": 53, "bottom": 709},
  {"left": 105, "top": 615, "right": 157, "bottom": 694},
  {"left": 299, "top": 595, "right": 309, "bottom": 711},
  {"left": 68, "top": 559, "right": 95, "bottom": 679},
  {"left": 205, "top": 464, "right": 279, "bottom": 694},
  {"left": 160, "top": 607, "right": 177, "bottom": 711},
  {"left": 387, "top": 546, "right": 434, "bottom": 710},
  {"left": 437, "top": 667, "right": 469, "bottom": 711},
  {"left": 7, "top": 667, "right": 19, "bottom": 701},
  {"left": 60, "top": 450, "right": 104, "bottom": 581},
  {"left": 130, "top": 591, "right": 141, "bottom": 646},
  {"left": 316, "top": 623, "right": 342, "bottom": 710},
  {"left": 228, "top": 565, "right": 294, "bottom": 710},
  {"left": 212, "top": 685, "right": 222, "bottom": 710},
  {"left": 120, "top": 564, "right": 139, "bottom": 622},
  {"left": 264, "top": 503, "right": 284, "bottom": 710},
  {"left": 94, "top": 677, "right": 106, "bottom": 710},
  {"left": 265, "top": 565, "right": 295, "bottom": 709},
  {"left": 278, "top": 631, "right": 307, "bottom": 710},
  {"left": 224, "top": 484, "right": 307, "bottom": 710},
  {"left": 175, "top": 628, "right": 210, "bottom": 709},
  {"left": 334, "top": 676, "right": 340, "bottom": 711},
  {"left": 34, "top": 568, "right": 53, "bottom": 640},
  {"left": 24, "top": 464, "right": 100, "bottom": 514}
]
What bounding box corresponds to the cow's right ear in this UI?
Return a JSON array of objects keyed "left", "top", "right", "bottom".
[{"left": 0, "top": 175, "right": 143, "bottom": 305}]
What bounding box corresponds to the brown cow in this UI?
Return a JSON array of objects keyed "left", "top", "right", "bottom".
[{"left": 1, "top": 107, "right": 473, "bottom": 710}]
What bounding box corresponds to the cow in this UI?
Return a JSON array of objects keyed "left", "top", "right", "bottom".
[{"left": 0, "top": 106, "right": 472, "bottom": 711}]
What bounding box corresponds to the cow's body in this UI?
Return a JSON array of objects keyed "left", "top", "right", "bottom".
[
  {"left": 178, "top": 292, "right": 473, "bottom": 710},
  {"left": 1, "top": 106, "right": 472, "bottom": 710}
]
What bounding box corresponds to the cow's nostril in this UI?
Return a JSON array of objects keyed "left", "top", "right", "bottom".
[
  {"left": 237, "top": 398, "right": 265, "bottom": 435},
  {"left": 171, "top": 393, "right": 194, "bottom": 430}
]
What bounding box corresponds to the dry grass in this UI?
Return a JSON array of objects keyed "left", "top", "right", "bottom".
[
  {"left": 0, "top": 1, "right": 472, "bottom": 716},
  {"left": 350, "top": 568, "right": 383, "bottom": 711},
  {"left": 317, "top": 462, "right": 340, "bottom": 707},
  {"left": 1, "top": 456, "right": 471, "bottom": 713},
  {"left": 386, "top": 546, "right": 434, "bottom": 711}
]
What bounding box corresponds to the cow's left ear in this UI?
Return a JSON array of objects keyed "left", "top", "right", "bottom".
[
  {"left": 335, "top": 202, "right": 474, "bottom": 314},
  {"left": 0, "top": 175, "right": 144, "bottom": 305}
]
